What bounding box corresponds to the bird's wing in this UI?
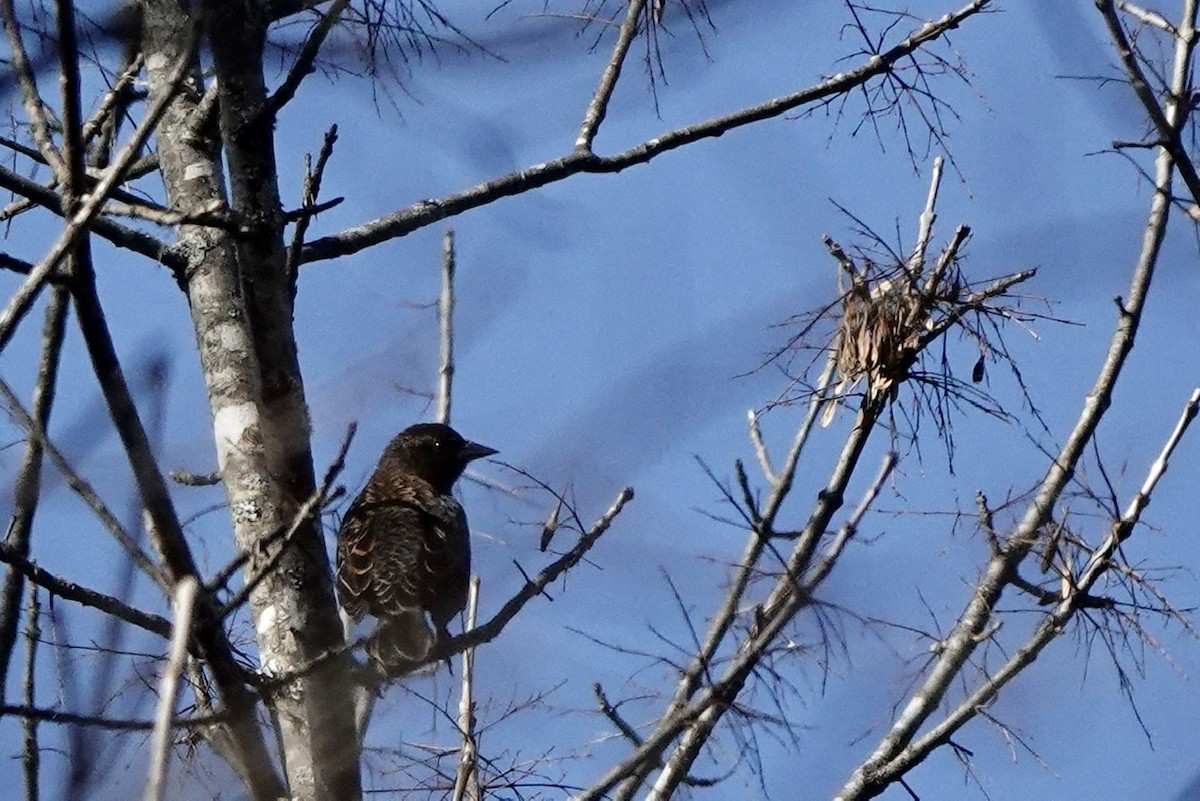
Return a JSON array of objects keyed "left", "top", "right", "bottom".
[
  {"left": 337, "top": 499, "right": 420, "bottom": 619},
  {"left": 336, "top": 479, "right": 465, "bottom": 621},
  {"left": 419, "top": 497, "right": 472, "bottom": 631}
]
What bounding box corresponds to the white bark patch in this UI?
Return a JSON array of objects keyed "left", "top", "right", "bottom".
[
  {"left": 260, "top": 653, "right": 284, "bottom": 676},
  {"left": 184, "top": 162, "right": 213, "bottom": 181},
  {"left": 256, "top": 605, "right": 285, "bottom": 676},
  {"left": 897, "top": 693, "right": 927, "bottom": 726},
  {"left": 256, "top": 597, "right": 308, "bottom": 687},
  {"left": 214, "top": 319, "right": 250, "bottom": 353},
  {"left": 257, "top": 603, "right": 278, "bottom": 637},
  {"left": 213, "top": 401, "right": 259, "bottom": 471}
]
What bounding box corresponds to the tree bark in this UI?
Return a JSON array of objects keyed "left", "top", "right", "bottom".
[{"left": 141, "top": 1, "right": 361, "bottom": 797}]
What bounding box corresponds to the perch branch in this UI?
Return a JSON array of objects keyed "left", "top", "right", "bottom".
[{"left": 451, "top": 576, "right": 482, "bottom": 801}]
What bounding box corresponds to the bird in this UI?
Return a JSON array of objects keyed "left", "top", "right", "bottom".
[{"left": 336, "top": 422, "right": 497, "bottom": 677}]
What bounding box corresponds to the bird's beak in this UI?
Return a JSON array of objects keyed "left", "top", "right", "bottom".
[{"left": 460, "top": 441, "right": 498, "bottom": 462}]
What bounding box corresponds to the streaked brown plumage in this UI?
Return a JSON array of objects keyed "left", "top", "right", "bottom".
[{"left": 336, "top": 423, "right": 496, "bottom": 676}]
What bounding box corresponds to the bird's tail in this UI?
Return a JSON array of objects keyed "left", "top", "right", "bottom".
[{"left": 367, "top": 610, "right": 435, "bottom": 678}]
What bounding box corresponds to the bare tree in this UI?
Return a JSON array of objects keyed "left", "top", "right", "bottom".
[{"left": 0, "top": 0, "right": 1196, "bottom": 798}]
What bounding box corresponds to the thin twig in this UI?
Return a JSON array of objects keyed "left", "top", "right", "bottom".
[
  {"left": 1076, "top": 387, "right": 1200, "bottom": 588},
  {"left": 80, "top": 54, "right": 145, "bottom": 146},
  {"left": 0, "top": 0, "right": 65, "bottom": 177},
  {"left": 0, "top": 134, "right": 55, "bottom": 168},
  {"left": 283, "top": 195, "right": 342, "bottom": 222},
  {"left": 0, "top": 543, "right": 171, "bottom": 638},
  {"left": 916, "top": 268, "right": 1036, "bottom": 347},
  {"left": 922, "top": 223, "right": 971, "bottom": 297},
  {"left": 21, "top": 585, "right": 40, "bottom": 801},
  {"left": 286, "top": 124, "right": 338, "bottom": 278},
  {"left": 0, "top": 253, "right": 42, "bottom": 278},
  {"left": 0, "top": 196, "right": 38, "bottom": 224},
  {"left": 576, "top": 0, "right": 647, "bottom": 151},
  {"left": 145, "top": 577, "right": 199, "bottom": 801},
  {"left": 746, "top": 410, "right": 775, "bottom": 484},
  {"left": 0, "top": 286, "right": 68, "bottom": 689},
  {"left": 215, "top": 423, "right": 355, "bottom": 618},
  {"left": 56, "top": 0, "right": 87, "bottom": 209},
  {"left": 0, "top": 163, "right": 176, "bottom": 266},
  {"left": 439, "top": 487, "right": 634, "bottom": 658},
  {"left": 438, "top": 229, "right": 455, "bottom": 425},
  {"left": 100, "top": 199, "right": 247, "bottom": 231},
  {"left": 265, "top": 0, "right": 351, "bottom": 118},
  {"left": 540, "top": 491, "right": 566, "bottom": 552},
  {"left": 1, "top": 703, "right": 224, "bottom": 731},
  {"left": 0, "top": 375, "right": 165, "bottom": 588},
  {"left": 451, "top": 576, "right": 482, "bottom": 801},
  {"left": 1119, "top": 1, "right": 1176, "bottom": 32},
  {"left": 0, "top": 30, "right": 198, "bottom": 354},
  {"left": 805, "top": 451, "right": 898, "bottom": 588},
  {"left": 185, "top": 79, "right": 220, "bottom": 139},
  {"left": 594, "top": 682, "right": 645, "bottom": 746},
  {"left": 908, "top": 155, "right": 944, "bottom": 278}
]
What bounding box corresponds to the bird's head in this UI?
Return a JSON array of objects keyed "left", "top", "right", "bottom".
[{"left": 381, "top": 422, "right": 498, "bottom": 493}]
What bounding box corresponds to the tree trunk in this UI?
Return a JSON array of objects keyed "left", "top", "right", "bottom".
[{"left": 141, "top": 1, "right": 361, "bottom": 797}]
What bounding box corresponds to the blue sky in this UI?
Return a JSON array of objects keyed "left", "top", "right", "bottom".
[{"left": 3, "top": 1, "right": 1200, "bottom": 798}]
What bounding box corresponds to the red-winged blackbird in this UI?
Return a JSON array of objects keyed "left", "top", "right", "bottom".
[{"left": 336, "top": 423, "right": 497, "bottom": 676}]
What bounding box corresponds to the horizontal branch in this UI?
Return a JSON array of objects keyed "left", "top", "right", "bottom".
[
  {"left": 0, "top": 163, "right": 181, "bottom": 270},
  {"left": 0, "top": 703, "right": 222, "bottom": 731},
  {"left": 0, "top": 543, "right": 171, "bottom": 638},
  {"left": 299, "top": 0, "right": 991, "bottom": 264}
]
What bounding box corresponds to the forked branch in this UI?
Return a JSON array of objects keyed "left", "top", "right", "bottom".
[{"left": 837, "top": 14, "right": 1193, "bottom": 791}]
